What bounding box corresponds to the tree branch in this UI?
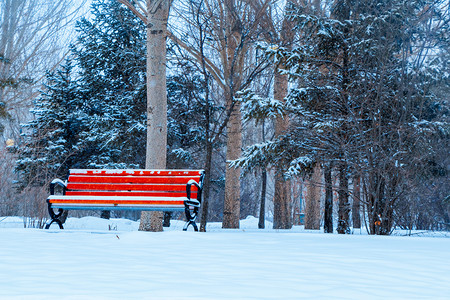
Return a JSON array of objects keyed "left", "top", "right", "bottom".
[
  {"left": 116, "top": 0, "right": 148, "bottom": 24},
  {"left": 168, "top": 30, "right": 225, "bottom": 90}
]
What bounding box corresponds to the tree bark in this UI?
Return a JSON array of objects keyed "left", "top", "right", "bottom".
[
  {"left": 139, "top": 0, "right": 170, "bottom": 232},
  {"left": 324, "top": 163, "right": 333, "bottom": 233},
  {"left": 222, "top": 1, "right": 244, "bottom": 229},
  {"left": 305, "top": 165, "right": 321, "bottom": 229},
  {"left": 336, "top": 164, "right": 350, "bottom": 234},
  {"left": 352, "top": 175, "right": 361, "bottom": 229},
  {"left": 199, "top": 141, "right": 213, "bottom": 232},
  {"left": 258, "top": 169, "right": 267, "bottom": 229},
  {"left": 222, "top": 89, "right": 242, "bottom": 228},
  {"left": 272, "top": 71, "right": 292, "bottom": 229},
  {"left": 258, "top": 120, "right": 267, "bottom": 229}
]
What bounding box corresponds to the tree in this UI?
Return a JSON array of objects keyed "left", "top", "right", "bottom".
[
  {"left": 169, "top": 0, "right": 272, "bottom": 229},
  {"left": 117, "top": 0, "right": 172, "bottom": 231},
  {"left": 17, "top": 0, "right": 206, "bottom": 221},
  {"left": 16, "top": 0, "right": 148, "bottom": 191},
  {"left": 304, "top": 164, "right": 321, "bottom": 229},
  {"left": 252, "top": 0, "right": 298, "bottom": 229},
  {"left": 235, "top": 0, "right": 449, "bottom": 235},
  {"left": 0, "top": 0, "right": 85, "bottom": 138}
]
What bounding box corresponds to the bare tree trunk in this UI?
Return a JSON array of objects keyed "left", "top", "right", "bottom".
[
  {"left": 324, "top": 163, "right": 333, "bottom": 233},
  {"left": 199, "top": 141, "right": 213, "bottom": 232},
  {"left": 305, "top": 165, "right": 321, "bottom": 229},
  {"left": 258, "top": 168, "right": 267, "bottom": 229},
  {"left": 139, "top": 0, "right": 170, "bottom": 232},
  {"left": 222, "top": 89, "right": 242, "bottom": 228},
  {"left": 272, "top": 71, "right": 292, "bottom": 229},
  {"left": 222, "top": 0, "right": 244, "bottom": 229},
  {"left": 337, "top": 164, "right": 350, "bottom": 234},
  {"left": 352, "top": 175, "right": 361, "bottom": 229},
  {"left": 258, "top": 120, "right": 267, "bottom": 229}
]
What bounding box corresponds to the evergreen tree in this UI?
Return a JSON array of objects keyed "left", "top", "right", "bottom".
[
  {"left": 71, "top": 0, "right": 148, "bottom": 169},
  {"left": 16, "top": 62, "right": 87, "bottom": 187},
  {"left": 17, "top": 0, "right": 208, "bottom": 191},
  {"left": 235, "top": 0, "right": 449, "bottom": 234}
]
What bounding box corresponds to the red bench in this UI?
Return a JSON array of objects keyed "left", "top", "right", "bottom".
[{"left": 45, "top": 169, "right": 204, "bottom": 231}]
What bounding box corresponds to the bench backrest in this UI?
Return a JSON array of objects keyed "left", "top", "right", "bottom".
[{"left": 65, "top": 169, "right": 203, "bottom": 199}]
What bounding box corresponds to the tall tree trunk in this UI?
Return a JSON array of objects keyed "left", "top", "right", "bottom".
[
  {"left": 199, "top": 141, "right": 213, "bottom": 232},
  {"left": 272, "top": 71, "right": 292, "bottom": 229},
  {"left": 222, "top": 1, "right": 243, "bottom": 229},
  {"left": 352, "top": 175, "right": 361, "bottom": 229},
  {"left": 305, "top": 165, "right": 321, "bottom": 229},
  {"left": 258, "top": 168, "right": 267, "bottom": 229},
  {"left": 139, "top": 0, "right": 170, "bottom": 232},
  {"left": 222, "top": 89, "right": 242, "bottom": 228},
  {"left": 324, "top": 163, "right": 333, "bottom": 233},
  {"left": 258, "top": 120, "right": 267, "bottom": 229},
  {"left": 336, "top": 164, "right": 350, "bottom": 234}
]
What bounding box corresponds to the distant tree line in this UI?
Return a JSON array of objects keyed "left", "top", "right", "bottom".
[{"left": 10, "top": 0, "right": 449, "bottom": 234}]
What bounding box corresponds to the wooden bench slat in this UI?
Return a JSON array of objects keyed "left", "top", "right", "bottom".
[
  {"left": 68, "top": 175, "right": 201, "bottom": 185},
  {"left": 69, "top": 169, "right": 203, "bottom": 177},
  {"left": 65, "top": 191, "right": 198, "bottom": 198},
  {"left": 48, "top": 196, "right": 186, "bottom": 205},
  {"left": 50, "top": 201, "right": 185, "bottom": 206},
  {"left": 66, "top": 183, "right": 199, "bottom": 192}
]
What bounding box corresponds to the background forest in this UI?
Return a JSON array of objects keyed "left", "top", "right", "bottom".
[{"left": 1, "top": 0, "right": 448, "bottom": 234}]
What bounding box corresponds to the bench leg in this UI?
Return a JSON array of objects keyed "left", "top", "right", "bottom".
[
  {"left": 45, "top": 203, "right": 65, "bottom": 229},
  {"left": 183, "top": 220, "right": 198, "bottom": 231},
  {"left": 45, "top": 218, "right": 64, "bottom": 229},
  {"left": 183, "top": 206, "right": 199, "bottom": 231}
]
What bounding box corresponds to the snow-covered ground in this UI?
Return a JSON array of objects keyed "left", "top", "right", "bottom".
[{"left": 0, "top": 216, "right": 449, "bottom": 299}]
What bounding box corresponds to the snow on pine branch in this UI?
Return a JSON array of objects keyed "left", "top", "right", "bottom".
[
  {"left": 286, "top": 155, "right": 314, "bottom": 177},
  {"left": 237, "top": 89, "right": 285, "bottom": 123},
  {"left": 171, "top": 148, "right": 192, "bottom": 162},
  {"left": 229, "top": 141, "right": 278, "bottom": 171}
]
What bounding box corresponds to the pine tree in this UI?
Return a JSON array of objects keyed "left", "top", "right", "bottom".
[
  {"left": 235, "top": 0, "right": 449, "bottom": 234},
  {"left": 71, "top": 0, "right": 148, "bottom": 169},
  {"left": 16, "top": 62, "right": 87, "bottom": 187},
  {"left": 17, "top": 0, "right": 209, "bottom": 211}
]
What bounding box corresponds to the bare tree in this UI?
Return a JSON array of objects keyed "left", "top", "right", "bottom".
[
  {"left": 352, "top": 175, "right": 361, "bottom": 229},
  {"left": 117, "top": 0, "right": 171, "bottom": 231},
  {"left": 0, "top": 0, "right": 86, "bottom": 137},
  {"left": 169, "top": 0, "right": 271, "bottom": 229},
  {"left": 0, "top": 0, "right": 86, "bottom": 222}
]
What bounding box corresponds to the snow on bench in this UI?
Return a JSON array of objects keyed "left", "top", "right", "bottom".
[{"left": 45, "top": 169, "right": 204, "bottom": 231}]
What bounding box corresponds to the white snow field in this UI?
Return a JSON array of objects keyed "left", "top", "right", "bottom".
[{"left": 0, "top": 216, "right": 449, "bottom": 300}]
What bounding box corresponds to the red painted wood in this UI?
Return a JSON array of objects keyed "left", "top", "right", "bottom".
[
  {"left": 49, "top": 199, "right": 185, "bottom": 206},
  {"left": 66, "top": 183, "right": 199, "bottom": 192},
  {"left": 69, "top": 169, "right": 203, "bottom": 177},
  {"left": 68, "top": 175, "right": 200, "bottom": 185},
  {"left": 65, "top": 191, "right": 198, "bottom": 198}
]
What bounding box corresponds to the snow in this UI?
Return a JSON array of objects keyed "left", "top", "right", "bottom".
[{"left": 1, "top": 216, "right": 449, "bottom": 299}]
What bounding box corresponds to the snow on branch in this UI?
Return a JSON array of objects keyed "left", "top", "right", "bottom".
[
  {"left": 237, "top": 89, "right": 285, "bottom": 123},
  {"left": 229, "top": 141, "right": 278, "bottom": 172},
  {"left": 286, "top": 155, "right": 314, "bottom": 177}
]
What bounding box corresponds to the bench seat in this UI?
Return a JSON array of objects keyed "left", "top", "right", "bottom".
[{"left": 45, "top": 169, "right": 204, "bottom": 231}]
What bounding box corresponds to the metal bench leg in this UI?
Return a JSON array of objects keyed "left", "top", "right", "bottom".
[
  {"left": 183, "top": 220, "right": 198, "bottom": 231},
  {"left": 183, "top": 206, "right": 199, "bottom": 231},
  {"left": 45, "top": 218, "right": 64, "bottom": 229},
  {"left": 45, "top": 202, "right": 65, "bottom": 229}
]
